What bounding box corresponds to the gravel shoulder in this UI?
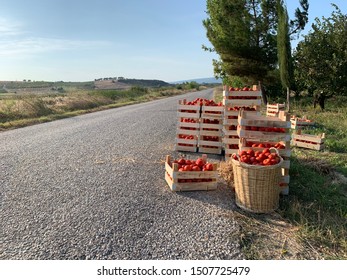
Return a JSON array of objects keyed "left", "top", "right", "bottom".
[{"left": 0, "top": 89, "right": 242, "bottom": 260}]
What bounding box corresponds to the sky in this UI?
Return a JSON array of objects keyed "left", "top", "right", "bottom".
[{"left": 0, "top": 0, "right": 346, "bottom": 83}]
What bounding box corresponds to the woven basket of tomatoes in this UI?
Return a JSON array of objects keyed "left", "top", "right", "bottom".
[
  {"left": 230, "top": 148, "right": 283, "bottom": 213},
  {"left": 165, "top": 154, "right": 218, "bottom": 192}
]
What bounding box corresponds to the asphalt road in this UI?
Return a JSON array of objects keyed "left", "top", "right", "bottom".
[{"left": 0, "top": 88, "right": 242, "bottom": 260}]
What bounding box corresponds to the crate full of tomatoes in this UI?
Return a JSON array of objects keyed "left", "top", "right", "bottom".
[
  {"left": 223, "top": 85, "right": 262, "bottom": 107},
  {"left": 165, "top": 154, "right": 218, "bottom": 191},
  {"left": 237, "top": 110, "right": 291, "bottom": 142}
]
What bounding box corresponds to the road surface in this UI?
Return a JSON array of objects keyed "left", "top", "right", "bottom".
[{"left": 0, "top": 88, "right": 242, "bottom": 260}]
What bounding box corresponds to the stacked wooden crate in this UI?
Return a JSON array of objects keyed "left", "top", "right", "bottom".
[
  {"left": 291, "top": 130, "right": 325, "bottom": 151},
  {"left": 237, "top": 110, "right": 291, "bottom": 194},
  {"left": 199, "top": 104, "right": 224, "bottom": 154},
  {"left": 291, "top": 116, "right": 315, "bottom": 129},
  {"left": 175, "top": 100, "right": 200, "bottom": 152},
  {"left": 266, "top": 103, "right": 285, "bottom": 117},
  {"left": 222, "top": 86, "right": 262, "bottom": 159}
]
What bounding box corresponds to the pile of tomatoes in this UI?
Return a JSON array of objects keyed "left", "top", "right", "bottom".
[
  {"left": 227, "top": 106, "right": 257, "bottom": 111},
  {"left": 232, "top": 148, "right": 281, "bottom": 166},
  {"left": 202, "top": 136, "right": 220, "bottom": 142},
  {"left": 172, "top": 157, "right": 214, "bottom": 172},
  {"left": 185, "top": 98, "right": 223, "bottom": 107},
  {"left": 293, "top": 139, "right": 318, "bottom": 145},
  {"left": 202, "top": 118, "right": 220, "bottom": 124},
  {"left": 228, "top": 86, "right": 255, "bottom": 91},
  {"left": 246, "top": 141, "right": 286, "bottom": 149},
  {"left": 180, "top": 118, "right": 198, "bottom": 123}
]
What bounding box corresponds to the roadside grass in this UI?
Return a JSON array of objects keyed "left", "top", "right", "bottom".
[
  {"left": 215, "top": 88, "right": 347, "bottom": 259},
  {"left": 0, "top": 86, "right": 197, "bottom": 131}
]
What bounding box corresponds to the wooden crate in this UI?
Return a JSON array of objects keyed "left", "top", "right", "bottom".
[
  {"left": 266, "top": 103, "right": 286, "bottom": 117},
  {"left": 223, "top": 108, "right": 259, "bottom": 125},
  {"left": 290, "top": 116, "right": 315, "bottom": 129},
  {"left": 165, "top": 155, "right": 218, "bottom": 191},
  {"left": 237, "top": 110, "right": 291, "bottom": 142},
  {"left": 222, "top": 125, "right": 239, "bottom": 159},
  {"left": 201, "top": 105, "right": 223, "bottom": 119},
  {"left": 177, "top": 99, "right": 200, "bottom": 119},
  {"left": 198, "top": 137, "right": 223, "bottom": 155},
  {"left": 291, "top": 130, "right": 325, "bottom": 151},
  {"left": 199, "top": 119, "right": 223, "bottom": 154},
  {"left": 175, "top": 99, "right": 200, "bottom": 153},
  {"left": 223, "top": 89, "right": 262, "bottom": 107},
  {"left": 223, "top": 136, "right": 240, "bottom": 145},
  {"left": 175, "top": 137, "right": 198, "bottom": 152}
]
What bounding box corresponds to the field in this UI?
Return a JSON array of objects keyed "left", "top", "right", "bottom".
[
  {"left": 214, "top": 87, "right": 347, "bottom": 259},
  {"left": 0, "top": 80, "right": 204, "bottom": 131}
]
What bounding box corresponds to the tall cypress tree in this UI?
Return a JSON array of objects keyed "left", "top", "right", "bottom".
[{"left": 277, "top": 0, "right": 293, "bottom": 109}]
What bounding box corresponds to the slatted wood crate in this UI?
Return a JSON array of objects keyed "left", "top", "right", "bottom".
[
  {"left": 175, "top": 100, "right": 200, "bottom": 152},
  {"left": 222, "top": 125, "right": 239, "bottom": 159},
  {"left": 291, "top": 130, "right": 325, "bottom": 151},
  {"left": 165, "top": 155, "right": 218, "bottom": 191},
  {"left": 222, "top": 109, "right": 259, "bottom": 160},
  {"left": 223, "top": 88, "right": 262, "bottom": 107},
  {"left": 266, "top": 103, "right": 286, "bottom": 117},
  {"left": 237, "top": 110, "right": 291, "bottom": 142},
  {"left": 290, "top": 116, "right": 315, "bottom": 129},
  {"left": 201, "top": 104, "right": 223, "bottom": 119},
  {"left": 198, "top": 105, "right": 223, "bottom": 154}
]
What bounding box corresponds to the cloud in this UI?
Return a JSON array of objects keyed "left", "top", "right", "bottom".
[
  {"left": 0, "top": 17, "right": 22, "bottom": 36},
  {"left": 0, "top": 37, "right": 111, "bottom": 57},
  {"left": 0, "top": 17, "right": 111, "bottom": 57}
]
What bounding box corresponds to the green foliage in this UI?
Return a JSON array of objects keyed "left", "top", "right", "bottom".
[
  {"left": 294, "top": 4, "right": 347, "bottom": 100},
  {"left": 174, "top": 82, "right": 200, "bottom": 91},
  {"left": 203, "top": 0, "right": 309, "bottom": 86},
  {"left": 277, "top": 0, "right": 293, "bottom": 90},
  {"left": 92, "top": 86, "right": 149, "bottom": 100}
]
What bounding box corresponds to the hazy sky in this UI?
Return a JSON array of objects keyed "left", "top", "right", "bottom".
[{"left": 0, "top": 0, "right": 346, "bottom": 82}]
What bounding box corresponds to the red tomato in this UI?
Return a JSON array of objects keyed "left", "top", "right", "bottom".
[
  {"left": 240, "top": 150, "right": 248, "bottom": 157},
  {"left": 178, "top": 158, "right": 186, "bottom": 165},
  {"left": 196, "top": 158, "right": 205, "bottom": 167},
  {"left": 183, "top": 165, "right": 192, "bottom": 171},
  {"left": 192, "top": 166, "right": 201, "bottom": 172},
  {"left": 205, "top": 163, "right": 214, "bottom": 171},
  {"left": 246, "top": 149, "right": 255, "bottom": 157}
]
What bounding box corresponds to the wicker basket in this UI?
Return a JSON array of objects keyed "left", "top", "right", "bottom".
[{"left": 231, "top": 149, "right": 283, "bottom": 213}]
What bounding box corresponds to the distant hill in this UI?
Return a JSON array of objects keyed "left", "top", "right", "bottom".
[
  {"left": 171, "top": 77, "right": 222, "bottom": 84},
  {"left": 118, "top": 78, "right": 170, "bottom": 88}
]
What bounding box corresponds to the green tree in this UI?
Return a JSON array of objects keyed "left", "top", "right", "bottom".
[
  {"left": 293, "top": 4, "right": 347, "bottom": 110},
  {"left": 277, "top": 0, "right": 293, "bottom": 110},
  {"left": 203, "top": 0, "right": 308, "bottom": 100}
]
